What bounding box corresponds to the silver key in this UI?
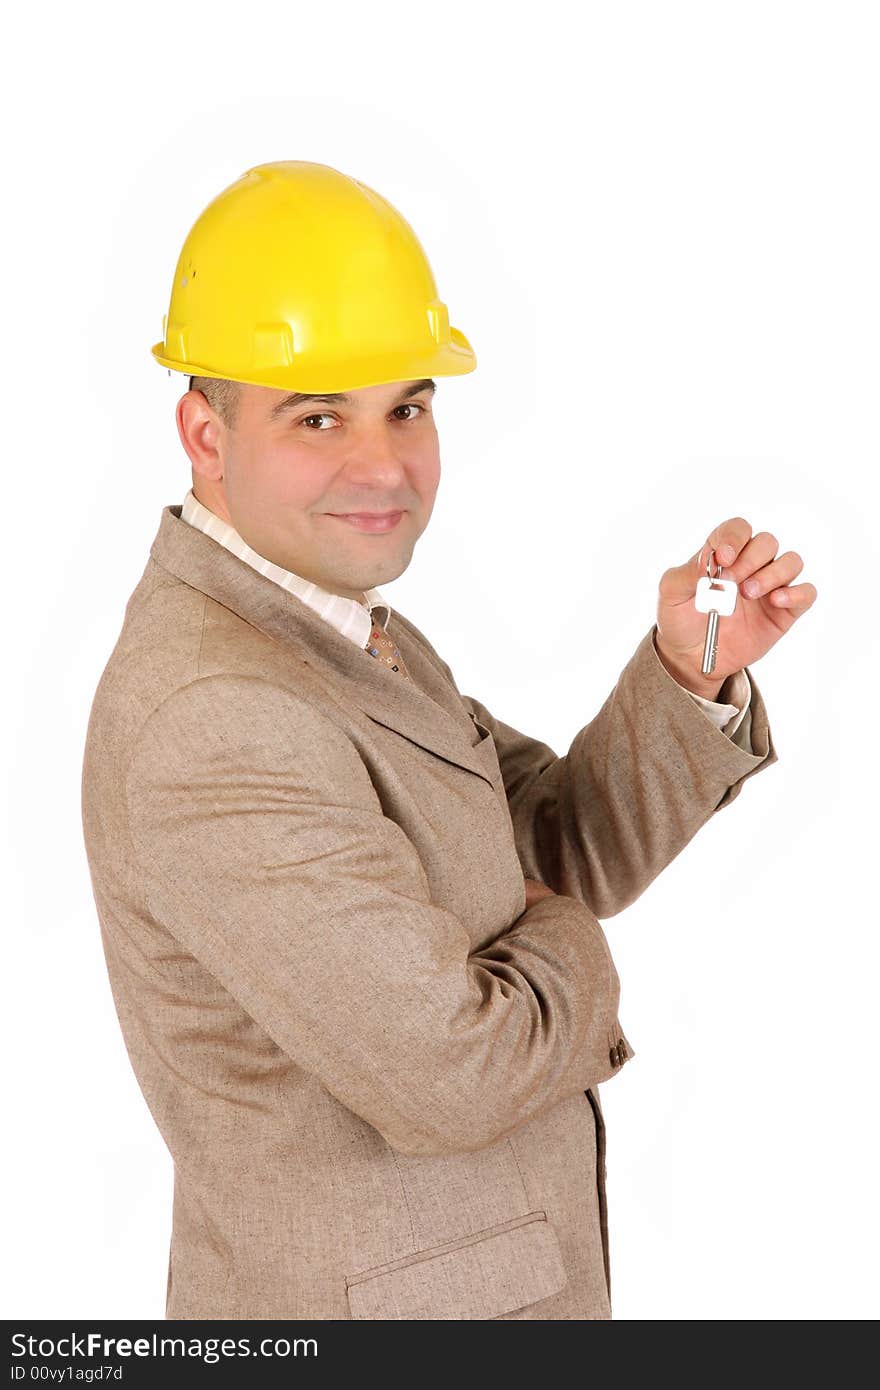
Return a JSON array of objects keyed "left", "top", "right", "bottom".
[{"left": 694, "top": 548, "right": 737, "bottom": 676}]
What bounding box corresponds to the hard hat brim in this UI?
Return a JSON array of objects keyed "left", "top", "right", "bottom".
[{"left": 151, "top": 331, "right": 476, "bottom": 393}]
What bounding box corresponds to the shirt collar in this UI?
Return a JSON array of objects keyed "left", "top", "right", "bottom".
[{"left": 179, "top": 488, "right": 391, "bottom": 648}]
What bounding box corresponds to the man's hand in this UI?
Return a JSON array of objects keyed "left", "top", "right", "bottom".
[
  {"left": 655, "top": 516, "right": 818, "bottom": 699},
  {"left": 523, "top": 876, "right": 557, "bottom": 910}
]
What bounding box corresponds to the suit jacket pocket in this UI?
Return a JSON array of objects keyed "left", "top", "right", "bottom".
[{"left": 344, "top": 1210, "right": 566, "bottom": 1320}]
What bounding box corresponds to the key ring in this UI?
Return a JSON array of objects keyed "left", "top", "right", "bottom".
[{"left": 705, "top": 546, "right": 722, "bottom": 582}]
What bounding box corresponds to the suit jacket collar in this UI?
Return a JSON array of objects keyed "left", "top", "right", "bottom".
[{"left": 149, "top": 504, "right": 499, "bottom": 789}]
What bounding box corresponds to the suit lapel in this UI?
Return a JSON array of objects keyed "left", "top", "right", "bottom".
[{"left": 148, "top": 505, "right": 495, "bottom": 786}]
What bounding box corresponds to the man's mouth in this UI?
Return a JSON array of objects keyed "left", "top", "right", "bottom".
[{"left": 326, "top": 511, "right": 405, "bottom": 532}]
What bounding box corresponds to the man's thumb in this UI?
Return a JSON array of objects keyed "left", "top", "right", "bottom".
[{"left": 660, "top": 539, "right": 734, "bottom": 604}]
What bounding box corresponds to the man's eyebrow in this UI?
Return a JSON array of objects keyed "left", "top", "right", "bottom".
[{"left": 267, "top": 378, "right": 437, "bottom": 421}]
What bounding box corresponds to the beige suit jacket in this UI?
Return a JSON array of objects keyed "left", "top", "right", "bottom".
[{"left": 80, "top": 503, "right": 777, "bottom": 1320}]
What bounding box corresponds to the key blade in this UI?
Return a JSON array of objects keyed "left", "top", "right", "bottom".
[{"left": 701, "top": 610, "right": 720, "bottom": 675}]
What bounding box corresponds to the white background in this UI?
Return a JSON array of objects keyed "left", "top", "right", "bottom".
[{"left": 3, "top": 0, "right": 878, "bottom": 1322}]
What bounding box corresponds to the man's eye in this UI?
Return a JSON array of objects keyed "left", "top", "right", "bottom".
[
  {"left": 300, "top": 412, "right": 335, "bottom": 430},
  {"left": 298, "top": 403, "right": 426, "bottom": 430}
]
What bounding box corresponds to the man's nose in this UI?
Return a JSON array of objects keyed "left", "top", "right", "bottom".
[{"left": 340, "top": 422, "right": 409, "bottom": 481}]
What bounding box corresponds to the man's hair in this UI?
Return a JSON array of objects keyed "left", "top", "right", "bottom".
[{"left": 189, "top": 375, "right": 241, "bottom": 430}]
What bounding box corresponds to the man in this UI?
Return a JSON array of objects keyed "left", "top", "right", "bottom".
[{"left": 80, "top": 161, "right": 814, "bottom": 1321}]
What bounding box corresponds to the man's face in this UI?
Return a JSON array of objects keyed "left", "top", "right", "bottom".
[{"left": 177, "top": 377, "right": 441, "bottom": 603}]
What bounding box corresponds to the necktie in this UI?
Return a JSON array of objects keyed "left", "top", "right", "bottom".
[{"left": 366, "top": 619, "right": 411, "bottom": 679}]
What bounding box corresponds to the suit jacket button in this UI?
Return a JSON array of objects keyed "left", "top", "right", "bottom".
[
  {"left": 610, "top": 1045, "right": 621, "bottom": 1067},
  {"left": 616, "top": 1039, "right": 626, "bottom": 1065}
]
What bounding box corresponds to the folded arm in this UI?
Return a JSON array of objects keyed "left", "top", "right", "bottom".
[{"left": 124, "top": 674, "right": 632, "bottom": 1161}]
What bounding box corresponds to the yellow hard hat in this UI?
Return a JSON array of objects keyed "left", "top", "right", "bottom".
[{"left": 151, "top": 160, "right": 477, "bottom": 393}]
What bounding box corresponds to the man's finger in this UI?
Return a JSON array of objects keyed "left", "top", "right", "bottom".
[{"left": 704, "top": 518, "right": 753, "bottom": 569}]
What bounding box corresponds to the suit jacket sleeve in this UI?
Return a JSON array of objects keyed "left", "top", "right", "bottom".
[
  {"left": 448, "top": 623, "right": 778, "bottom": 919},
  {"left": 681, "top": 667, "right": 753, "bottom": 749},
  {"left": 124, "top": 673, "right": 631, "bottom": 1161}
]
